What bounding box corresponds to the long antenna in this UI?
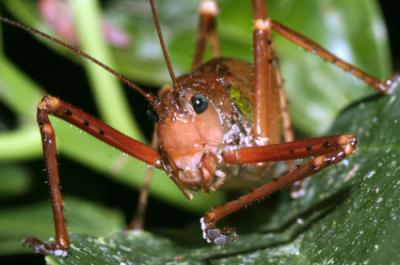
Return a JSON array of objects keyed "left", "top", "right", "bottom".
[
  {"left": 148, "top": 0, "right": 178, "bottom": 91},
  {"left": 0, "top": 16, "right": 157, "bottom": 103}
]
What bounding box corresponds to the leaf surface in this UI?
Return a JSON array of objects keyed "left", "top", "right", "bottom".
[
  {"left": 0, "top": 197, "right": 125, "bottom": 255},
  {"left": 47, "top": 89, "right": 400, "bottom": 264}
]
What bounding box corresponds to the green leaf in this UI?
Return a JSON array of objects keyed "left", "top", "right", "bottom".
[
  {"left": 0, "top": 197, "right": 125, "bottom": 255},
  {"left": 0, "top": 164, "right": 31, "bottom": 199},
  {"left": 2, "top": 0, "right": 391, "bottom": 134},
  {"left": 46, "top": 88, "right": 400, "bottom": 264}
]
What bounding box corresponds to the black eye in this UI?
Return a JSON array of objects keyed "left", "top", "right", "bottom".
[
  {"left": 146, "top": 107, "right": 158, "bottom": 122},
  {"left": 191, "top": 93, "right": 208, "bottom": 114}
]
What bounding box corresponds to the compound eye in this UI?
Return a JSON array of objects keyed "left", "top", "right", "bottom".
[
  {"left": 146, "top": 107, "right": 159, "bottom": 122},
  {"left": 191, "top": 93, "right": 208, "bottom": 114}
]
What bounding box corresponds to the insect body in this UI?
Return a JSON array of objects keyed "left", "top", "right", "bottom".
[
  {"left": 157, "top": 59, "right": 254, "bottom": 193},
  {"left": 1, "top": 0, "right": 399, "bottom": 256}
]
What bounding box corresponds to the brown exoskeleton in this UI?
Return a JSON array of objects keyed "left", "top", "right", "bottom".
[{"left": 1, "top": 0, "right": 399, "bottom": 256}]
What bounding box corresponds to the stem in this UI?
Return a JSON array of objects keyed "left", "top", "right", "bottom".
[{"left": 70, "top": 0, "right": 142, "bottom": 139}]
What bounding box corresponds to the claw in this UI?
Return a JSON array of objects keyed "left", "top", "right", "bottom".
[
  {"left": 382, "top": 72, "right": 400, "bottom": 94},
  {"left": 200, "top": 217, "right": 237, "bottom": 246},
  {"left": 213, "top": 233, "right": 229, "bottom": 246},
  {"left": 23, "top": 237, "right": 68, "bottom": 257}
]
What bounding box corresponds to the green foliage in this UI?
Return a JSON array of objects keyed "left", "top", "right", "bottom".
[
  {"left": 3, "top": 0, "right": 390, "bottom": 134},
  {"left": 48, "top": 86, "right": 400, "bottom": 265},
  {"left": 0, "top": 165, "right": 31, "bottom": 198},
  {"left": 0, "top": 197, "right": 125, "bottom": 255},
  {"left": 0, "top": 0, "right": 398, "bottom": 263}
]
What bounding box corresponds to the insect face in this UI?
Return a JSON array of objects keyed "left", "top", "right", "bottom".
[{"left": 156, "top": 85, "right": 224, "bottom": 192}]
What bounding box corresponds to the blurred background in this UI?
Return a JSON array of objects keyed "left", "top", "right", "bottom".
[{"left": 0, "top": 0, "right": 398, "bottom": 263}]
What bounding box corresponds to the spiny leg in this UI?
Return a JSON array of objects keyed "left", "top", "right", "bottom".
[
  {"left": 252, "top": 0, "right": 281, "bottom": 145},
  {"left": 277, "top": 75, "right": 295, "bottom": 151},
  {"left": 24, "top": 96, "right": 161, "bottom": 255},
  {"left": 128, "top": 131, "right": 158, "bottom": 230},
  {"left": 271, "top": 50, "right": 294, "bottom": 146},
  {"left": 23, "top": 101, "right": 69, "bottom": 257},
  {"left": 201, "top": 134, "right": 357, "bottom": 245},
  {"left": 268, "top": 42, "right": 295, "bottom": 156},
  {"left": 271, "top": 21, "right": 400, "bottom": 94},
  {"left": 270, "top": 47, "right": 303, "bottom": 197},
  {"left": 128, "top": 166, "right": 154, "bottom": 230},
  {"left": 191, "top": 0, "right": 220, "bottom": 69}
]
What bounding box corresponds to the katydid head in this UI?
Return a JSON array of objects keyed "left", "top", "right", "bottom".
[
  {"left": 152, "top": 84, "right": 224, "bottom": 192},
  {"left": 146, "top": 0, "right": 226, "bottom": 193}
]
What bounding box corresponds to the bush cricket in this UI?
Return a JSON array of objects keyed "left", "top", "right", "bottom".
[{"left": 0, "top": 0, "right": 399, "bottom": 257}]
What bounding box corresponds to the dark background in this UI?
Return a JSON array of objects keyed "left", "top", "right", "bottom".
[
  {"left": 381, "top": 1, "right": 400, "bottom": 69},
  {"left": 0, "top": 0, "right": 398, "bottom": 264}
]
